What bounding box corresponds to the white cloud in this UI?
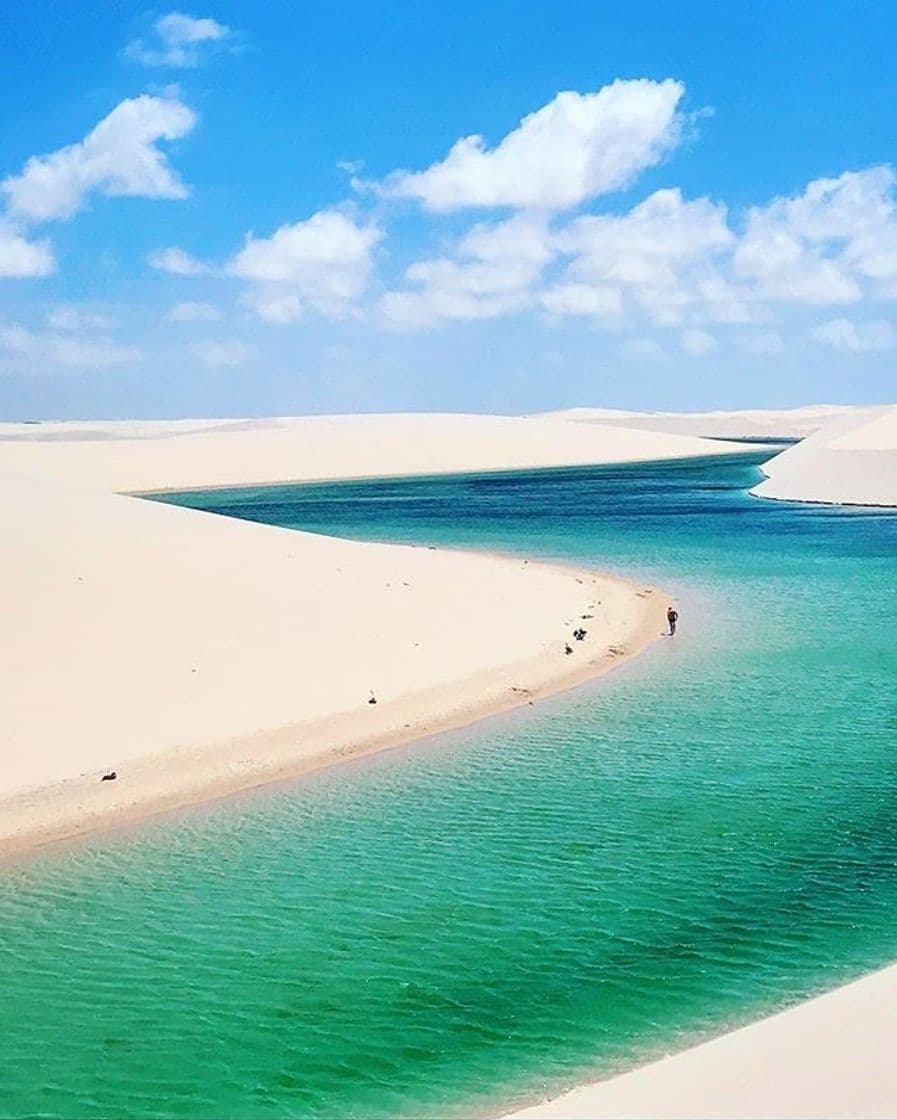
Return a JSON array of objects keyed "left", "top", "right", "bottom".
[
  {"left": 0, "top": 226, "right": 55, "bottom": 277},
  {"left": 148, "top": 246, "right": 209, "bottom": 275},
  {"left": 553, "top": 189, "right": 733, "bottom": 325},
  {"left": 559, "top": 189, "right": 731, "bottom": 281},
  {"left": 732, "top": 168, "right": 897, "bottom": 305},
  {"left": 540, "top": 283, "right": 623, "bottom": 318},
  {"left": 770, "top": 167, "right": 894, "bottom": 242},
  {"left": 229, "top": 209, "right": 382, "bottom": 320},
  {"left": 125, "top": 12, "right": 230, "bottom": 68},
  {"left": 811, "top": 317, "right": 894, "bottom": 352},
  {"left": 378, "top": 164, "right": 897, "bottom": 336},
  {"left": 380, "top": 213, "right": 551, "bottom": 327},
  {"left": 734, "top": 227, "right": 859, "bottom": 304},
  {"left": 382, "top": 78, "right": 686, "bottom": 212},
  {"left": 538, "top": 168, "right": 897, "bottom": 329},
  {"left": 381, "top": 259, "right": 535, "bottom": 327},
  {"left": 380, "top": 191, "right": 737, "bottom": 330},
  {"left": 456, "top": 213, "right": 555, "bottom": 267},
  {"left": 2, "top": 95, "right": 196, "bottom": 223},
  {"left": 681, "top": 328, "right": 717, "bottom": 355},
  {"left": 192, "top": 339, "right": 251, "bottom": 367},
  {"left": 692, "top": 275, "right": 755, "bottom": 324},
  {"left": 0, "top": 322, "right": 140, "bottom": 368},
  {"left": 167, "top": 300, "right": 222, "bottom": 322},
  {"left": 47, "top": 306, "right": 114, "bottom": 331}
]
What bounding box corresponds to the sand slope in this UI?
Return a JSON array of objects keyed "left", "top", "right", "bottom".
[
  {"left": 539, "top": 405, "right": 862, "bottom": 441},
  {"left": 0, "top": 472, "right": 663, "bottom": 851},
  {"left": 752, "top": 405, "right": 897, "bottom": 506},
  {"left": 0, "top": 412, "right": 753, "bottom": 493},
  {"left": 505, "top": 962, "right": 897, "bottom": 1119}
]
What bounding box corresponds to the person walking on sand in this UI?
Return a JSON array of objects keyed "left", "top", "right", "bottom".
[{"left": 667, "top": 605, "right": 679, "bottom": 636}]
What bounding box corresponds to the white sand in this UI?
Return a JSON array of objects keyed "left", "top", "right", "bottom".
[
  {"left": 0, "top": 412, "right": 752, "bottom": 493},
  {"left": 538, "top": 403, "right": 897, "bottom": 507},
  {"left": 0, "top": 469, "right": 666, "bottom": 854},
  {"left": 539, "top": 404, "right": 863, "bottom": 441},
  {"left": 0, "top": 410, "right": 751, "bottom": 851},
  {"left": 504, "top": 962, "right": 897, "bottom": 1119},
  {"left": 752, "top": 405, "right": 897, "bottom": 507}
]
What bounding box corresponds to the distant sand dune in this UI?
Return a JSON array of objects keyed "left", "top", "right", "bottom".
[
  {"left": 751, "top": 405, "right": 897, "bottom": 507},
  {"left": 536, "top": 404, "right": 863, "bottom": 441},
  {"left": 0, "top": 412, "right": 753, "bottom": 493}
]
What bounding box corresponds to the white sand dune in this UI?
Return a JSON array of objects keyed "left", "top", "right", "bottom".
[
  {"left": 0, "top": 412, "right": 752, "bottom": 493},
  {"left": 539, "top": 404, "right": 863, "bottom": 441},
  {"left": 505, "top": 962, "right": 897, "bottom": 1119},
  {"left": 751, "top": 405, "right": 897, "bottom": 507},
  {"left": 0, "top": 470, "right": 665, "bottom": 853},
  {"left": 540, "top": 403, "right": 897, "bottom": 507},
  {"left": 1, "top": 409, "right": 757, "bottom": 850}
]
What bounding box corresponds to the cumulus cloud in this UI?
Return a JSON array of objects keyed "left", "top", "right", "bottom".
[
  {"left": 0, "top": 225, "right": 55, "bottom": 277},
  {"left": 691, "top": 275, "right": 754, "bottom": 324},
  {"left": 0, "top": 322, "right": 140, "bottom": 368},
  {"left": 381, "top": 78, "right": 686, "bottom": 212},
  {"left": 380, "top": 213, "right": 552, "bottom": 327},
  {"left": 558, "top": 189, "right": 732, "bottom": 277},
  {"left": 125, "top": 12, "right": 230, "bottom": 68},
  {"left": 229, "top": 209, "right": 383, "bottom": 320},
  {"left": 555, "top": 188, "right": 734, "bottom": 325},
  {"left": 733, "top": 168, "right": 897, "bottom": 304},
  {"left": 167, "top": 300, "right": 222, "bottom": 322},
  {"left": 543, "top": 169, "right": 897, "bottom": 329},
  {"left": 378, "top": 160, "right": 897, "bottom": 337},
  {"left": 811, "top": 317, "right": 894, "bottom": 352},
  {"left": 148, "top": 246, "right": 209, "bottom": 275},
  {"left": 539, "top": 283, "right": 623, "bottom": 318},
  {"left": 380, "top": 191, "right": 738, "bottom": 330},
  {"left": 192, "top": 339, "right": 252, "bottom": 367},
  {"left": 381, "top": 259, "right": 534, "bottom": 327},
  {"left": 2, "top": 95, "right": 196, "bottom": 223}
]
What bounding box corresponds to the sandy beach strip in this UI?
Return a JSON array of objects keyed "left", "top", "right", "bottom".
[
  {"left": 0, "top": 471, "right": 667, "bottom": 858},
  {"left": 503, "top": 961, "right": 897, "bottom": 1119}
]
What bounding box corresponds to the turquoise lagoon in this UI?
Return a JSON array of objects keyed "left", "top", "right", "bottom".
[{"left": 2, "top": 453, "right": 896, "bottom": 1118}]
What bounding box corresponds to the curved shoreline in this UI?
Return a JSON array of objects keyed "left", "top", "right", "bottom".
[
  {"left": 0, "top": 560, "right": 668, "bottom": 863},
  {"left": 501, "top": 960, "right": 897, "bottom": 1119}
]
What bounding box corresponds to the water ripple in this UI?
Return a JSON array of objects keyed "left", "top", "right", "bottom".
[{"left": 2, "top": 457, "right": 896, "bottom": 1118}]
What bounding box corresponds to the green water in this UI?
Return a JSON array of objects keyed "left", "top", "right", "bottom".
[{"left": 2, "top": 455, "right": 896, "bottom": 1118}]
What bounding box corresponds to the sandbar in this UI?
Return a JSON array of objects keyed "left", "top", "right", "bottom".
[{"left": 0, "top": 468, "right": 667, "bottom": 858}]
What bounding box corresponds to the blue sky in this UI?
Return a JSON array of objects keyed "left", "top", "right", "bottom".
[{"left": 1, "top": 1, "right": 896, "bottom": 418}]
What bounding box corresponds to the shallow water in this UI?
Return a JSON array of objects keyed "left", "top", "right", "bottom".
[{"left": 3, "top": 455, "right": 896, "bottom": 1119}]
